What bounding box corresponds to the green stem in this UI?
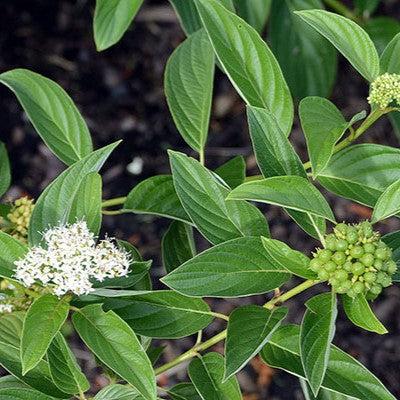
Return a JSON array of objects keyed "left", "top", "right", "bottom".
[
  {"left": 102, "top": 197, "right": 127, "bottom": 208},
  {"left": 323, "top": 0, "right": 357, "bottom": 20},
  {"left": 199, "top": 149, "right": 205, "bottom": 166},
  {"left": 155, "top": 279, "right": 319, "bottom": 376}
]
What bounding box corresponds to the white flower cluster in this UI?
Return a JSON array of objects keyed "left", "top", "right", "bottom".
[
  {"left": 14, "top": 221, "right": 131, "bottom": 297},
  {"left": 368, "top": 73, "right": 400, "bottom": 109},
  {"left": 0, "top": 303, "right": 13, "bottom": 314}
]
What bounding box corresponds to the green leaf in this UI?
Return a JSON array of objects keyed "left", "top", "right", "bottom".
[
  {"left": 72, "top": 305, "right": 156, "bottom": 400},
  {"left": 0, "top": 232, "right": 27, "bottom": 280},
  {"left": 188, "top": 353, "right": 242, "bottom": 400},
  {"left": 342, "top": 294, "right": 387, "bottom": 334},
  {"left": 269, "top": 0, "right": 337, "bottom": 99},
  {"left": 300, "top": 293, "right": 337, "bottom": 396},
  {"left": 261, "top": 325, "right": 395, "bottom": 400},
  {"left": 261, "top": 237, "right": 316, "bottom": 279},
  {"left": 21, "top": 294, "right": 69, "bottom": 375},
  {"left": 168, "top": 383, "right": 202, "bottom": 400},
  {"left": 162, "top": 237, "right": 290, "bottom": 298},
  {"left": 47, "top": 332, "right": 90, "bottom": 395},
  {"left": 104, "top": 290, "right": 214, "bottom": 339},
  {"left": 169, "top": 0, "right": 203, "bottom": 35},
  {"left": 0, "top": 69, "right": 92, "bottom": 165},
  {"left": 165, "top": 29, "right": 214, "bottom": 153},
  {"left": 0, "top": 387, "right": 60, "bottom": 400},
  {"left": 94, "top": 384, "right": 142, "bottom": 399},
  {"left": 225, "top": 305, "right": 287, "bottom": 380},
  {"left": 354, "top": 0, "right": 380, "bottom": 15},
  {"left": 124, "top": 175, "right": 191, "bottom": 223},
  {"left": 295, "top": 10, "right": 379, "bottom": 82},
  {"left": 247, "top": 106, "right": 305, "bottom": 175},
  {"left": 215, "top": 156, "right": 246, "bottom": 189},
  {"left": 169, "top": 151, "right": 269, "bottom": 244},
  {"left": 162, "top": 221, "right": 195, "bottom": 273},
  {"left": 197, "top": 0, "right": 293, "bottom": 135},
  {"left": 371, "top": 180, "right": 400, "bottom": 223},
  {"left": 69, "top": 172, "right": 102, "bottom": 235},
  {"left": 365, "top": 17, "right": 400, "bottom": 55},
  {"left": 300, "top": 378, "right": 353, "bottom": 400},
  {"left": 318, "top": 144, "right": 400, "bottom": 207},
  {"left": 29, "top": 142, "right": 119, "bottom": 246},
  {"left": 0, "top": 313, "right": 69, "bottom": 398},
  {"left": 0, "top": 142, "right": 11, "bottom": 197},
  {"left": 228, "top": 176, "right": 335, "bottom": 222},
  {"left": 93, "top": 0, "right": 144, "bottom": 51},
  {"left": 380, "top": 32, "right": 400, "bottom": 74},
  {"left": 233, "top": 0, "right": 271, "bottom": 33},
  {"left": 382, "top": 231, "right": 400, "bottom": 281}
]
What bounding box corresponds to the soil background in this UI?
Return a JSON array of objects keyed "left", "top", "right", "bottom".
[{"left": 1, "top": 0, "right": 400, "bottom": 399}]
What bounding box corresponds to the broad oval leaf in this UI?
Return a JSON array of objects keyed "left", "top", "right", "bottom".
[
  {"left": 261, "top": 237, "right": 316, "bottom": 279},
  {"left": 380, "top": 32, "right": 400, "bottom": 74},
  {"left": 295, "top": 10, "right": 379, "bottom": 82},
  {"left": 29, "top": 142, "right": 119, "bottom": 246},
  {"left": 165, "top": 29, "right": 214, "bottom": 153},
  {"left": 94, "top": 0, "right": 144, "bottom": 51},
  {"left": 168, "top": 383, "right": 202, "bottom": 400},
  {"left": 94, "top": 384, "right": 142, "bottom": 400},
  {"left": 104, "top": 290, "right": 214, "bottom": 338},
  {"left": 188, "top": 353, "right": 242, "bottom": 400},
  {"left": 261, "top": 325, "right": 395, "bottom": 400},
  {"left": 21, "top": 294, "right": 70, "bottom": 375},
  {"left": 300, "top": 293, "right": 337, "bottom": 396},
  {"left": 0, "top": 232, "right": 27, "bottom": 280},
  {"left": 197, "top": 0, "right": 293, "bottom": 135},
  {"left": 169, "top": 0, "right": 203, "bottom": 35},
  {"left": 124, "top": 175, "right": 191, "bottom": 223},
  {"left": 342, "top": 294, "right": 387, "bottom": 334},
  {"left": 371, "top": 180, "right": 400, "bottom": 223},
  {"left": 318, "top": 144, "right": 400, "bottom": 207},
  {"left": 47, "top": 332, "right": 90, "bottom": 395},
  {"left": 72, "top": 304, "right": 156, "bottom": 400},
  {"left": 0, "top": 142, "right": 11, "bottom": 197},
  {"left": 162, "top": 237, "right": 291, "bottom": 298},
  {"left": 269, "top": 0, "right": 337, "bottom": 99},
  {"left": 0, "top": 69, "right": 93, "bottom": 165},
  {"left": 365, "top": 17, "right": 400, "bottom": 55},
  {"left": 225, "top": 305, "right": 287, "bottom": 380},
  {"left": 228, "top": 176, "right": 335, "bottom": 222}
]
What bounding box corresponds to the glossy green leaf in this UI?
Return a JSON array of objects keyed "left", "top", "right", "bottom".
[
  {"left": 165, "top": 29, "right": 214, "bottom": 153},
  {"left": 124, "top": 175, "right": 191, "bottom": 224},
  {"left": 47, "top": 332, "right": 90, "bottom": 395},
  {"left": 295, "top": 10, "right": 379, "bottom": 82},
  {"left": 261, "top": 237, "right": 316, "bottom": 279},
  {"left": 225, "top": 305, "right": 287, "bottom": 380},
  {"left": 29, "top": 142, "right": 119, "bottom": 246},
  {"left": 169, "top": 151, "right": 269, "bottom": 244},
  {"left": 69, "top": 172, "right": 102, "bottom": 235},
  {"left": 300, "top": 293, "right": 337, "bottom": 396},
  {"left": 162, "top": 237, "right": 290, "bottom": 297},
  {"left": 94, "top": 0, "right": 144, "bottom": 51},
  {"left": 162, "top": 221, "right": 195, "bottom": 273},
  {"left": 94, "top": 384, "right": 142, "bottom": 400},
  {"left": 104, "top": 290, "right": 213, "bottom": 339},
  {"left": 261, "top": 325, "right": 395, "bottom": 400},
  {"left": 0, "top": 69, "right": 92, "bottom": 165},
  {"left": 382, "top": 231, "right": 400, "bottom": 281},
  {"left": 228, "top": 176, "right": 335, "bottom": 222},
  {"left": 365, "top": 17, "right": 400, "bottom": 55},
  {"left": 169, "top": 0, "right": 202, "bottom": 35},
  {"left": 21, "top": 294, "right": 69, "bottom": 375},
  {"left": 188, "top": 353, "right": 242, "bottom": 400},
  {"left": 269, "top": 0, "right": 337, "bottom": 99},
  {"left": 233, "top": 0, "right": 271, "bottom": 33},
  {"left": 72, "top": 304, "right": 156, "bottom": 400},
  {"left": 197, "top": 0, "right": 293, "bottom": 135},
  {"left": 0, "top": 232, "right": 27, "bottom": 280},
  {"left": 380, "top": 32, "right": 400, "bottom": 74},
  {"left": 0, "top": 142, "right": 11, "bottom": 197},
  {"left": 168, "top": 383, "right": 202, "bottom": 400},
  {"left": 318, "top": 144, "right": 400, "bottom": 207},
  {"left": 0, "top": 313, "right": 69, "bottom": 398},
  {"left": 371, "top": 180, "right": 400, "bottom": 223},
  {"left": 342, "top": 294, "right": 387, "bottom": 334},
  {"left": 215, "top": 156, "right": 246, "bottom": 189}
]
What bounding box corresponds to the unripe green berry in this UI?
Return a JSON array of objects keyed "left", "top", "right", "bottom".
[
  {"left": 374, "top": 260, "right": 383, "bottom": 270},
  {"left": 332, "top": 251, "right": 346, "bottom": 265},
  {"left": 346, "top": 288, "right": 356, "bottom": 298},
  {"left": 346, "top": 228, "right": 358, "bottom": 244},
  {"left": 309, "top": 258, "right": 322, "bottom": 272},
  {"left": 325, "top": 235, "right": 337, "bottom": 251},
  {"left": 370, "top": 284, "right": 382, "bottom": 295},
  {"left": 336, "top": 281, "right": 351, "bottom": 294},
  {"left": 318, "top": 270, "right": 330, "bottom": 281},
  {"left": 360, "top": 253, "right": 374, "bottom": 267},
  {"left": 351, "top": 262, "right": 365, "bottom": 276},
  {"left": 350, "top": 246, "right": 364, "bottom": 259},
  {"left": 387, "top": 260, "right": 397, "bottom": 274},
  {"left": 335, "top": 270, "right": 348, "bottom": 282},
  {"left": 319, "top": 249, "right": 332, "bottom": 262},
  {"left": 364, "top": 272, "right": 376, "bottom": 283},
  {"left": 376, "top": 248, "right": 389, "bottom": 260},
  {"left": 336, "top": 239, "right": 348, "bottom": 252},
  {"left": 353, "top": 281, "right": 365, "bottom": 294},
  {"left": 335, "top": 223, "right": 348, "bottom": 236},
  {"left": 324, "top": 261, "right": 337, "bottom": 272},
  {"left": 343, "top": 261, "right": 353, "bottom": 272},
  {"left": 363, "top": 243, "right": 376, "bottom": 253}
]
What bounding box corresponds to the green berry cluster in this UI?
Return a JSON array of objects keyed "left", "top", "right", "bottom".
[
  {"left": 309, "top": 221, "right": 397, "bottom": 300},
  {"left": 367, "top": 72, "right": 400, "bottom": 109}
]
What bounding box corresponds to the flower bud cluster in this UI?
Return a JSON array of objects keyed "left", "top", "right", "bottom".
[
  {"left": 368, "top": 73, "right": 400, "bottom": 109},
  {"left": 309, "top": 222, "right": 396, "bottom": 299},
  {"left": 14, "top": 221, "right": 131, "bottom": 297}
]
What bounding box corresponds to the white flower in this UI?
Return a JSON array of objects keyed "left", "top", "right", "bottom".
[
  {"left": 14, "top": 221, "right": 131, "bottom": 297},
  {"left": 0, "top": 303, "right": 13, "bottom": 314}
]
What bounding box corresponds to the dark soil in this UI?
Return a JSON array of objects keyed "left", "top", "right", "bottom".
[{"left": 0, "top": 0, "right": 400, "bottom": 399}]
